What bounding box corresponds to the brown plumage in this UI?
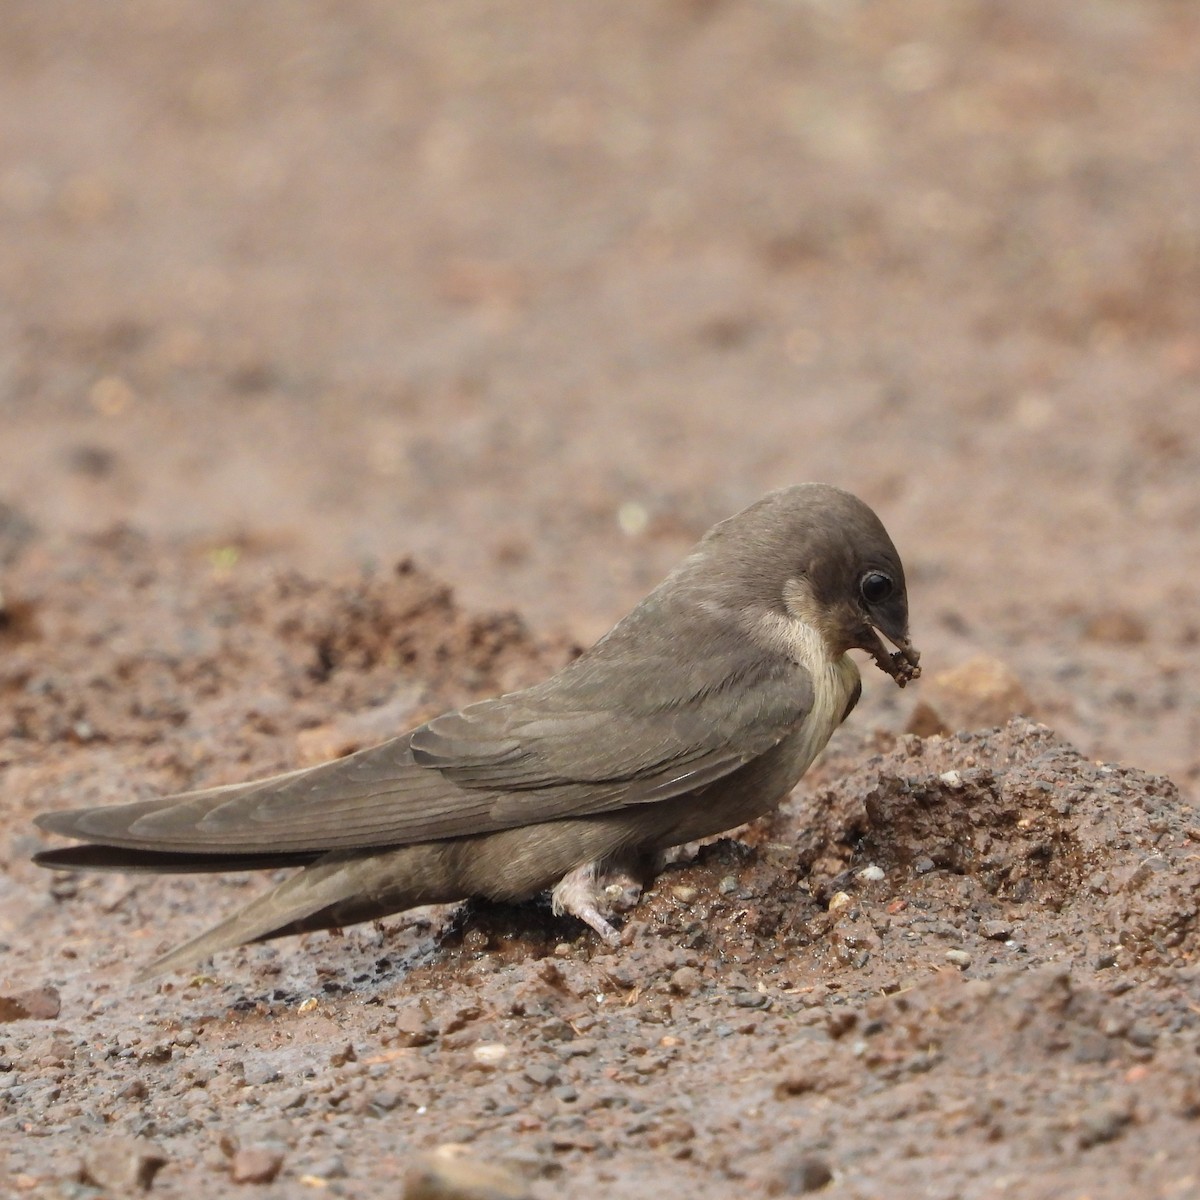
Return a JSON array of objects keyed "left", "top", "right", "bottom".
[{"left": 34, "top": 484, "right": 919, "bottom": 978}]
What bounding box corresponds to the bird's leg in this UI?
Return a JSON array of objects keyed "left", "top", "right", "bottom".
[
  {"left": 551, "top": 858, "right": 648, "bottom": 944},
  {"left": 551, "top": 862, "right": 621, "bottom": 943}
]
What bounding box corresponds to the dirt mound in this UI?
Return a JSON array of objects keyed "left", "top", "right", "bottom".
[
  {"left": 1, "top": 531, "right": 574, "bottom": 821},
  {"left": 556, "top": 720, "right": 1200, "bottom": 1012},
  {"left": 831, "top": 721, "right": 1199, "bottom": 968}
]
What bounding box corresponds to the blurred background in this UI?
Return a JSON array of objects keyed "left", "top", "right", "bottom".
[{"left": 1, "top": 0, "right": 1197, "bottom": 785}]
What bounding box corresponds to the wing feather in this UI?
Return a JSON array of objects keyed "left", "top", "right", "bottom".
[{"left": 35, "top": 637, "right": 815, "bottom": 858}]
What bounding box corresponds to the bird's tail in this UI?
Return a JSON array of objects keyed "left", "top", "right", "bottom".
[{"left": 135, "top": 843, "right": 461, "bottom": 981}]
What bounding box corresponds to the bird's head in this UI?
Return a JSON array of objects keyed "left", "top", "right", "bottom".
[{"left": 700, "top": 484, "right": 921, "bottom": 686}]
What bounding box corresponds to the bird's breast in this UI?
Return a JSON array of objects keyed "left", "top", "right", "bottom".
[
  {"left": 646, "top": 646, "right": 860, "bottom": 850},
  {"left": 788, "top": 651, "right": 861, "bottom": 780}
]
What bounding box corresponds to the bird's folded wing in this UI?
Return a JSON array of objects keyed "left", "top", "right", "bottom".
[{"left": 35, "top": 654, "right": 814, "bottom": 856}]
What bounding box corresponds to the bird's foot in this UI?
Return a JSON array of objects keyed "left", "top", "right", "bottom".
[
  {"left": 552, "top": 861, "right": 642, "bottom": 944},
  {"left": 602, "top": 872, "right": 644, "bottom": 913}
]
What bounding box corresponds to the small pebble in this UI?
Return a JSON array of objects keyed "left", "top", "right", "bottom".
[
  {"left": 1126, "top": 1022, "right": 1157, "bottom": 1049},
  {"left": 472, "top": 1043, "right": 509, "bottom": 1068},
  {"left": 79, "top": 1137, "right": 168, "bottom": 1192},
  {"left": 617, "top": 501, "right": 649, "bottom": 537},
  {"left": 561, "top": 1038, "right": 597, "bottom": 1058},
  {"left": 306, "top": 1155, "right": 347, "bottom": 1180},
  {"left": 329, "top": 1043, "right": 357, "bottom": 1067},
  {"left": 732, "top": 991, "right": 768, "bottom": 1009},
  {"left": 858, "top": 865, "right": 885, "bottom": 883},
  {"left": 403, "top": 1147, "right": 532, "bottom": 1199},
  {"left": 392, "top": 1009, "right": 434, "bottom": 1048},
  {"left": 0, "top": 987, "right": 61, "bottom": 1022},
  {"left": 523, "top": 1062, "right": 559, "bottom": 1087},
  {"left": 771, "top": 1153, "right": 834, "bottom": 1194},
  {"left": 139, "top": 1041, "right": 172, "bottom": 1065},
  {"left": 539, "top": 1017, "right": 574, "bottom": 1043},
  {"left": 230, "top": 1145, "right": 285, "bottom": 1184},
  {"left": 945, "top": 949, "right": 972, "bottom": 969},
  {"left": 668, "top": 966, "right": 701, "bottom": 995},
  {"left": 1077, "top": 1103, "right": 1132, "bottom": 1148},
  {"left": 242, "top": 1060, "right": 282, "bottom": 1087}
]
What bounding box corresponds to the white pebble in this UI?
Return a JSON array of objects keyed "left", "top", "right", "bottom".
[
  {"left": 617, "top": 501, "right": 649, "bottom": 536},
  {"left": 471, "top": 1043, "right": 509, "bottom": 1067},
  {"left": 858, "top": 865, "right": 885, "bottom": 883}
]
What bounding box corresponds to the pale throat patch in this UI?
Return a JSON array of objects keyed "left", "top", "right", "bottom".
[
  {"left": 779, "top": 576, "right": 840, "bottom": 660},
  {"left": 761, "top": 577, "right": 862, "bottom": 773}
]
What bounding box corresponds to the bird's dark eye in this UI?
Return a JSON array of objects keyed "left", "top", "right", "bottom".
[{"left": 860, "top": 572, "right": 893, "bottom": 604}]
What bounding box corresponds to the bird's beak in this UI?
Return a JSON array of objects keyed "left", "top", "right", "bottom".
[{"left": 859, "top": 622, "right": 921, "bottom": 687}]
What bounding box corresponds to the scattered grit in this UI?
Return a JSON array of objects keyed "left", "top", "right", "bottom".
[{"left": 1, "top": 539, "right": 1198, "bottom": 1198}]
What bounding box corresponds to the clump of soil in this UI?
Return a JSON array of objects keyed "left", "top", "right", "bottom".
[{"left": 800, "top": 721, "right": 1200, "bottom": 972}]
